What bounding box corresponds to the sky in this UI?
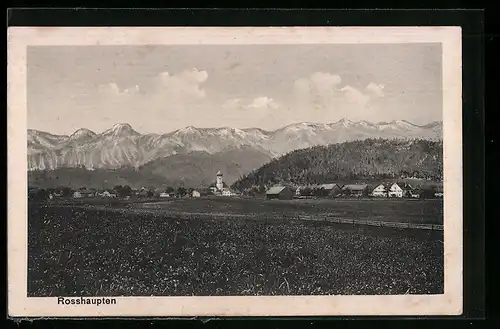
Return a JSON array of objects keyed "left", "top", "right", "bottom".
[{"left": 27, "top": 43, "right": 442, "bottom": 135}]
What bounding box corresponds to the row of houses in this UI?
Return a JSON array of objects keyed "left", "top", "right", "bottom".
[
  {"left": 265, "top": 182, "right": 444, "bottom": 200},
  {"left": 71, "top": 187, "right": 191, "bottom": 199},
  {"left": 30, "top": 183, "right": 240, "bottom": 200}
]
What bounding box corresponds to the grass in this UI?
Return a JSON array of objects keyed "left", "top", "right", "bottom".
[
  {"left": 28, "top": 199, "right": 444, "bottom": 297},
  {"left": 135, "top": 197, "right": 444, "bottom": 225}
]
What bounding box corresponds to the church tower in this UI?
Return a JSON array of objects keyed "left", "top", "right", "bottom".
[{"left": 216, "top": 171, "right": 223, "bottom": 191}]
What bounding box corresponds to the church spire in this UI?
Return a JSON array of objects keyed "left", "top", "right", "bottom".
[{"left": 216, "top": 171, "right": 223, "bottom": 191}]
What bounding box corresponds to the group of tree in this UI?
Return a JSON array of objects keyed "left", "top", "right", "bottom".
[
  {"left": 28, "top": 184, "right": 207, "bottom": 200},
  {"left": 232, "top": 138, "right": 443, "bottom": 191}
]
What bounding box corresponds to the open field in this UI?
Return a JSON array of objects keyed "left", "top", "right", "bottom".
[
  {"left": 28, "top": 199, "right": 444, "bottom": 297},
  {"left": 137, "top": 197, "right": 444, "bottom": 225},
  {"left": 45, "top": 197, "right": 444, "bottom": 225}
]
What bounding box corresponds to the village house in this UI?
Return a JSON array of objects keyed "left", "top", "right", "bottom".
[
  {"left": 266, "top": 185, "right": 294, "bottom": 200},
  {"left": 159, "top": 192, "right": 170, "bottom": 198},
  {"left": 388, "top": 183, "right": 413, "bottom": 198},
  {"left": 401, "top": 183, "right": 414, "bottom": 197},
  {"left": 341, "top": 184, "right": 368, "bottom": 197},
  {"left": 97, "top": 190, "right": 116, "bottom": 198},
  {"left": 136, "top": 187, "right": 152, "bottom": 198},
  {"left": 388, "top": 183, "right": 404, "bottom": 198},
  {"left": 221, "top": 188, "right": 237, "bottom": 197},
  {"left": 318, "top": 183, "right": 337, "bottom": 196},
  {"left": 371, "top": 183, "right": 389, "bottom": 197},
  {"left": 72, "top": 188, "right": 93, "bottom": 198},
  {"left": 326, "top": 184, "right": 344, "bottom": 197},
  {"left": 192, "top": 190, "right": 201, "bottom": 198}
]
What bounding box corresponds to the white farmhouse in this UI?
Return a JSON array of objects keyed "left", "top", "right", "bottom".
[
  {"left": 388, "top": 183, "right": 404, "bottom": 198},
  {"left": 388, "top": 183, "right": 413, "bottom": 198},
  {"left": 192, "top": 190, "right": 201, "bottom": 198},
  {"left": 371, "top": 184, "right": 388, "bottom": 197}
]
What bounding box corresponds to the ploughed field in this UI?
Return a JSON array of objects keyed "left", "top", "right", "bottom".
[{"left": 28, "top": 198, "right": 443, "bottom": 296}]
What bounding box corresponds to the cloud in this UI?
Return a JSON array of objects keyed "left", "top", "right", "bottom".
[
  {"left": 309, "top": 72, "right": 342, "bottom": 93},
  {"left": 293, "top": 73, "right": 342, "bottom": 105},
  {"left": 292, "top": 73, "right": 345, "bottom": 112},
  {"left": 365, "top": 82, "right": 385, "bottom": 97},
  {"left": 291, "top": 72, "right": 386, "bottom": 119},
  {"left": 92, "top": 68, "right": 211, "bottom": 129},
  {"left": 222, "top": 97, "right": 280, "bottom": 111},
  {"left": 340, "top": 85, "right": 370, "bottom": 107},
  {"left": 98, "top": 68, "right": 209, "bottom": 106},
  {"left": 245, "top": 96, "right": 280, "bottom": 110},
  {"left": 93, "top": 68, "right": 386, "bottom": 131},
  {"left": 98, "top": 83, "right": 140, "bottom": 97},
  {"left": 155, "top": 68, "right": 208, "bottom": 99}
]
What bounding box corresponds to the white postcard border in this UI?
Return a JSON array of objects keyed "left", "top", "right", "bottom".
[{"left": 8, "top": 26, "right": 462, "bottom": 317}]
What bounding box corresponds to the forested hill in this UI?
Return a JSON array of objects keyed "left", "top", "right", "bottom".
[{"left": 232, "top": 138, "right": 443, "bottom": 191}]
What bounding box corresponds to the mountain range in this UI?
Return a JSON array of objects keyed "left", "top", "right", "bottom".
[{"left": 28, "top": 119, "right": 442, "bottom": 172}]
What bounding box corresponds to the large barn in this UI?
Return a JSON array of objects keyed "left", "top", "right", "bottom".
[
  {"left": 342, "top": 184, "right": 369, "bottom": 197},
  {"left": 266, "top": 185, "right": 294, "bottom": 200}
]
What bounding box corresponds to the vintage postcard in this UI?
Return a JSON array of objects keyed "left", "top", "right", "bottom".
[{"left": 8, "top": 26, "right": 462, "bottom": 317}]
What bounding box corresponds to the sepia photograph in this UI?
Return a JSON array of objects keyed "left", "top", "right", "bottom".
[{"left": 8, "top": 27, "right": 463, "bottom": 317}]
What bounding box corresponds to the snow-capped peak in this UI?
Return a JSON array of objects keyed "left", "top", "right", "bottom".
[
  {"left": 69, "top": 128, "right": 97, "bottom": 140},
  {"left": 281, "top": 122, "right": 320, "bottom": 133},
  {"left": 390, "top": 120, "right": 418, "bottom": 130},
  {"left": 175, "top": 126, "right": 200, "bottom": 135},
  {"left": 102, "top": 123, "right": 139, "bottom": 137},
  {"left": 331, "top": 118, "right": 356, "bottom": 128}
]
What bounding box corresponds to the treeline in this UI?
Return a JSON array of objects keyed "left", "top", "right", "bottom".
[
  {"left": 28, "top": 185, "right": 201, "bottom": 201},
  {"left": 232, "top": 138, "right": 443, "bottom": 191}
]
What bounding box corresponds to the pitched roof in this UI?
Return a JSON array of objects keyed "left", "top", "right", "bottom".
[
  {"left": 319, "top": 183, "right": 339, "bottom": 190},
  {"left": 266, "top": 185, "right": 287, "bottom": 195},
  {"left": 393, "top": 182, "right": 413, "bottom": 190},
  {"left": 343, "top": 184, "right": 368, "bottom": 191}
]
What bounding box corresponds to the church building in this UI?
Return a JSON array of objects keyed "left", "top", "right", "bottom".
[
  {"left": 216, "top": 170, "right": 224, "bottom": 191},
  {"left": 209, "top": 171, "right": 238, "bottom": 196}
]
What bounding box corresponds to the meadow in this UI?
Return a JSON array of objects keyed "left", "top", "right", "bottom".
[
  {"left": 135, "top": 197, "right": 443, "bottom": 225},
  {"left": 28, "top": 198, "right": 444, "bottom": 297}
]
